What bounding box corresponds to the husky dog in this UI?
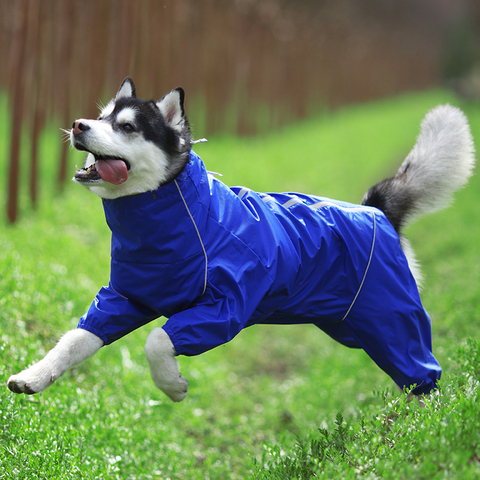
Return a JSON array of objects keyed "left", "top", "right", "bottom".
[{"left": 8, "top": 78, "right": 475, "bottom": 402}]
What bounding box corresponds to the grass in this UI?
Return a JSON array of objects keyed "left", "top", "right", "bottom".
[
  {"left": 1, "top": 89, "right": 479, "bottom": 478},
  {"left": 252, "top": 340, "right": 480, "bottom": 479}
]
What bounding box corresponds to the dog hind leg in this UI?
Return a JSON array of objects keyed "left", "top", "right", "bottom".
[
  {"left": 7, "top": 328, "right": 103, "bottom": 394},
  {"left": 144, "top": 328, "right": 188, "bottom": 402}
]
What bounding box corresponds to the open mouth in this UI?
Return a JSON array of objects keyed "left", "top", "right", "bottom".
[{"left": 75, "top": 154, "right": 130, "bottom": 185}]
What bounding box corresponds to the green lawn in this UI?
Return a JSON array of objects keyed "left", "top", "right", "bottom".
[{"left": 1, "top": 89, "right": 479, "bottom": 478}]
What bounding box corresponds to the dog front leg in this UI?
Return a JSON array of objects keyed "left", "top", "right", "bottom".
[
  {"left": 7, "top": 328, "right": 103, "bottom": 394},
  {"left": 144, "top": 328, "right": 188, "bottom": 402}
]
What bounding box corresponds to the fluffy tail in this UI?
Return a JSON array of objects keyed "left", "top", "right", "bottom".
[{"left": 362, "top": 104, "right": 476, "bottom": 284}]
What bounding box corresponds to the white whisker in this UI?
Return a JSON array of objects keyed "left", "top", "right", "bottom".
[{"left": 59, "top": 127, "right": 73, "bottom": 144}]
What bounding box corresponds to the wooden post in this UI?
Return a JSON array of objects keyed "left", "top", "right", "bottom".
[{"left": 7, "top": 0, "right": 28, "bottom": 223}]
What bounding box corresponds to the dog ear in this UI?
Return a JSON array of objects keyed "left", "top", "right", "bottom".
[
  {"left": 157, "top": 88, "right": 186, "bottom": 128},
  {"left": 116, "top": 77, "right": 136, "bottom": 100}
]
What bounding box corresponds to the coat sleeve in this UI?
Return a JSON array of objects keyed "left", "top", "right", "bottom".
[
  {"left": 77, "top": 284, "right": 158, "bottom": 345},
  {"left": 162, "top": 264, "right": 274, "bottom": 356}
]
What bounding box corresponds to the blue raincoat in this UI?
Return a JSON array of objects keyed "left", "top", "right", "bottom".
[{"left": 78, "top": 151, "right": 441, "bottom": 394}]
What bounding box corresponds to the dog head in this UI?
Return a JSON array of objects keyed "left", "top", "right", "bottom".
[{"left": 70, "top": 77, "right": 191, "bottom": 199}]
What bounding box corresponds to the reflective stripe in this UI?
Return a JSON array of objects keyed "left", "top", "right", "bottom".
[
  {"left": 174, "top": 179, "right": 208, "bottom": 295},
  {"left": 309, "top": 200, "right": 374, "bottom": 213},
  {"left": 237, "top": 187, "right": 251, "bottom": 199},
  {"left": 282, "top": 196, "right": 302, "bottom": 209},
  {"left": 237, "top": 188, "right": 374, "bottom": 214},
  {"left": 342, "top": 212, "right": 376, "bottom": 321}
]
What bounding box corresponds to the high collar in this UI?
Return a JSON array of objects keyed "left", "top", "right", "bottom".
[{"left": 102, "top": 150, "right": 209, "bottom": 264}]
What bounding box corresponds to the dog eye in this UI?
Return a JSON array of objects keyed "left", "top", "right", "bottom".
[{"left": 122, "top": 123, "right": 135, "bottom": 133}]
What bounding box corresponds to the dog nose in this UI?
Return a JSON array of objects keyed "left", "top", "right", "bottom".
[{"left": 72, "top": 120, "right": 90, "bottom": 136}]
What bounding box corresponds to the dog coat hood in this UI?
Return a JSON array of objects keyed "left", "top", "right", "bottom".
[{"left": 78, "top": 150, "right": 441, "bottom": 394}]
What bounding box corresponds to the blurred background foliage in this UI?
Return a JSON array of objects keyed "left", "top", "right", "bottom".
[{"left": 1, "top": 0, "right": 480, "bottom": 222}]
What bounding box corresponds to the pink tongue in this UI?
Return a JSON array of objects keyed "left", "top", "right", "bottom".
[{"left": 95, "top": 160, "right": 128, "bottom": 185}]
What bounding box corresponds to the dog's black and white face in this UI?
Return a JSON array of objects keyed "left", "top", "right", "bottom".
[{"left": 70, "top": 78, "right": 191, "bottom": 199}]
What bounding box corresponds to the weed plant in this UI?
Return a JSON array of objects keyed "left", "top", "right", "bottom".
[{"left": 0, "top": 90, "right": 479, "bottom": 478}]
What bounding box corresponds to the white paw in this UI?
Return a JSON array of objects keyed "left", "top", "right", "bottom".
[
  {"left": 145, "top": 328, "right": 189, "bottom": 403},
  {"left": 154, "top": 374, "right": 189, "bottom": 403},
  {"left": 7, "top": 363, "right": 55, "bottom": 395}
]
